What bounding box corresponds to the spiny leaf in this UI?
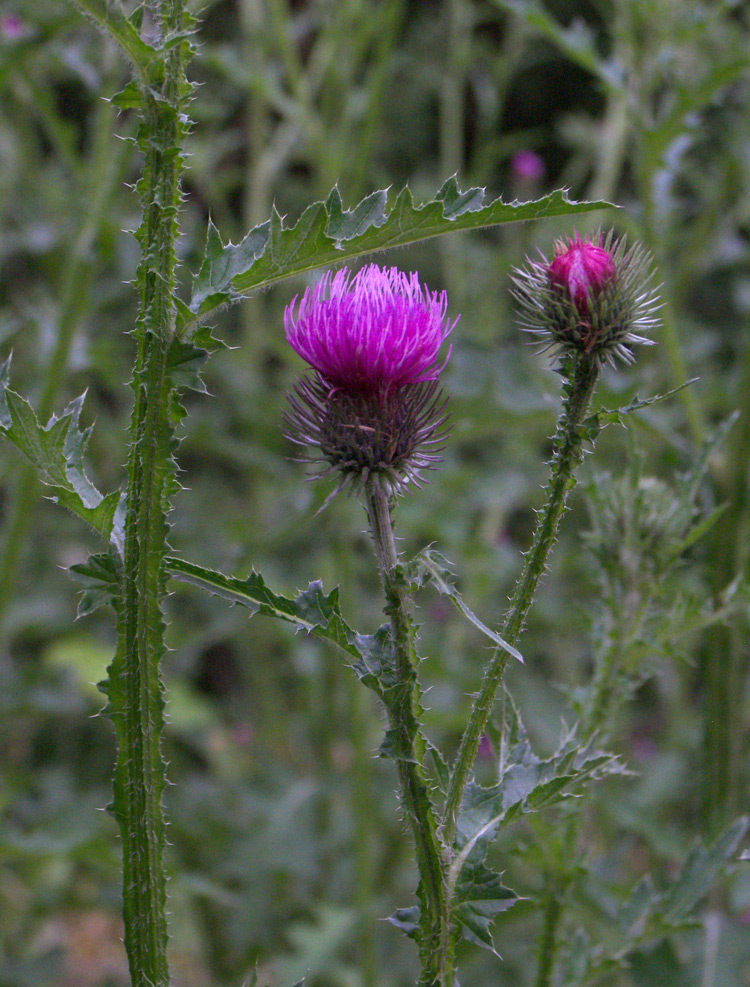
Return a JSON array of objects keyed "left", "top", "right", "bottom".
[
  {"left": 165, "top": 556, "right": 360, "bottom": 657},
  {"left": 0, "top": 361, "right": 122, "bottom": 549},
  {"left": 386, "top": 905, "right": 421, "bottom": 942},
  {"left": 582, "top": 380, "right": 699, "bottom": 442},
  {"left": 165, "top": 555, "right": 403, "bottom": 700},
  {"left": 182, "top": 178, "right": 613, "bottom": 334},
  {"left": 167, "top": 326, "right": 228, "bottom": 393},
  {"left": 406, "top": 549, "right": 524, "bottom": 663},
  {"left": 71, "top": 0, "right": 158, "bottom": 80},
  {"left": 69, "top": 551, "right": 122, "bottom": 618},
  {"left": 453, "top": 864, "right": 520, "bottom": 952},
  {"left": 661, "top": 816, "right": 748, "bottom": 924},
  {"left": 455, "top": 699, "right": 622, "bottom": 860}
]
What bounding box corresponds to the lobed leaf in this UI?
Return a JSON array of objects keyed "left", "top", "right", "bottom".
[
  {"left": 182, "top": 178, "right": 613, "bottom": 334},
  {"left": 660, "top": 816, "right": 748, "bottom": 925},
  {"left": 69, "top": 551, "right": 122, "bottom": 618},
  {"left": 165, "top": 556, "right": 407, "bottom": 702},
  {"left": 453, "top": 863, "right": 520, "bottom": 952},
  {"left": 0, "top": 360, "right": 123, "bottom": 550}
]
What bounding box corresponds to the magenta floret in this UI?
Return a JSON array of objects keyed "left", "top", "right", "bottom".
[
  {"left": 284, "top": 265, "right": 456, "bottom": 394},
  {"left": 547, "top": 235, "right": 617, "bottom": 313}
]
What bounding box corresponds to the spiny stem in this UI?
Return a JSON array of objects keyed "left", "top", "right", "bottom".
[
  {"left": 107, "top": 5, "right": 191, "bottom": 985},
  {"left": 443, "top": 354, "right": 601, "bottom": 847},
  {"left": 365, "top": 477, "right": 454, "bottom": 987}
]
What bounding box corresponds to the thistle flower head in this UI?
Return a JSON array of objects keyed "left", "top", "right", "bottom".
[
  {"left": 285, "top": 265, "right": 455, "bottom": 394},
  {"left": 284, "top": 264, "right": 457, "bottom": 499},
  {"left": 511, "top": 230, "right": 661, "bottom": 367}
]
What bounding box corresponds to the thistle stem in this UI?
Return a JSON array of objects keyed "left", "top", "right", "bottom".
[
  {"left": 364, "top": 477, "right": 454, "bottom": 987},
  {"left": 443, "top": 355, "right": 601, "bottom": 847},
  {"left": 107, "top": 5, "right": 190, "bottom": 985}
]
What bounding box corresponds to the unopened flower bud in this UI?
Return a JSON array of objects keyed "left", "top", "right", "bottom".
[
  {"left": 511, "top": 230, "right": 660, "bottom": 366},
  {"left": 284, "top": 264, "right": 457, "bottom": 499},
  {"left": 547, "top": 236, "right": 616, "bottom": 313}
]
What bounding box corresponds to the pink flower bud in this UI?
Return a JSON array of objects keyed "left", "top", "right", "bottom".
[
  {"left": 511, "top": 230, "right": 660, "bottom": 367},
  {"left": 547, "top": 235, "right": 617, "bottom": 313}
]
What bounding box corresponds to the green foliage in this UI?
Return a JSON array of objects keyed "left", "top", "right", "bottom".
[
  {"left": 165, "top": 555, "right": 363, "bottom": 662},
  {"left": 405, "top": 549, "right": 524, "bottom": 664},
  {"left": 2, "top": 0, "right": 749, "bottom": 985},
  {"left": 0, "top": 360, "right": 122, "bottom": 548},
  {"left": 184, "top": 181, "right": 611, "bottom": 333}
]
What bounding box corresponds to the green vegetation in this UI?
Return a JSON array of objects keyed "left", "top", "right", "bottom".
[{"left": 0, "top": 1, "right": 748, "bottom": 985}]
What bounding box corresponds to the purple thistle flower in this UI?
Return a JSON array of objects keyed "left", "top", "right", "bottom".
[
  {"left": 285, "top": 265, "right": 456, "bottom": 394},
  {"left": 284, "top": 264, "right": 457, "bottom": 499},
  {"left": 510, "top": 230, "right": 661, "bottom": 367}
]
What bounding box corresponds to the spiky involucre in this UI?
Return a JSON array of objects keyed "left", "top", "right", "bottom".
[{"left": 510, "top": 230, "right": 661, "bottom": 368}]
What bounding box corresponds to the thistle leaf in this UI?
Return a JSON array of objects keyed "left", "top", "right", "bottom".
[
  {"left": 660, "top": 816, "right": 748, "bottom": 925},
  {"left": 165, "top": 556, "right": 360, "bottom": 657},
  {"left": 0, "top": 361, "right": 122, "bottom": 549},
  {"left": 69, "top": 551, "right": 122, "bottom": 617},
  {"left": 453, "top": 864, "right": 520, "bottom": 952},
  {"left": 406, "top": 549, "right": 524, "bottom": 663},
  {"left": 182, "top": 179, "right": 613, "bottom": 334}
]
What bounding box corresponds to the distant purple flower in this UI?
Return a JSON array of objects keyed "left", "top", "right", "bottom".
[
  {"left": 511, "top": 150, "right": 545, "bottom": 182},
  {"left": 1, "top": 13, "right": 25, "bottom": 39},
  {"left": 284, "top": 264, "right": 457, "bottom": 498},
  {"left": 285, "top": 265, "right": 456, "bottom": 395}
]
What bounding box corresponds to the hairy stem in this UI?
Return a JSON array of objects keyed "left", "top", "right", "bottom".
[
  {"left": 104, "top": 4, "right": 191, "bottom": 985},
  {"left": 365, "top": 478, "right": 453, "bottom": 987},
  {"left": 443, "top": 354, "right": 600, "bottom": 847}
]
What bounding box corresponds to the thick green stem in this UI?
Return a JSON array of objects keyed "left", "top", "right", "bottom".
[
  {"left": 365, "top": 478, "right": 453, "bottom": 987},
  {"left": 443, "top": 355, "right": 600, "bottom": 847},
  {"left": 106, "top": 5, "right": 191, "bottom": 985}
]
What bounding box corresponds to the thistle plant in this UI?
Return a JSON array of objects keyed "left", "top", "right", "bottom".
[
  {"left": 1, "top": 5, "right": 747, "bottom": 986},
  {"left": 276, "top": 237, "right": 671, "bottom": 986}
]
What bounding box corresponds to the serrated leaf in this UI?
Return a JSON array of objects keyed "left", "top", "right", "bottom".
[
  {"left": 0, "top": 363, "right": 122, "bottom": 548},
  {"left": 69, "top": 551, "right": 122, "bottom": 617},
  {"left": 454, "top": 702, "right": 621, "bottom": 878},
  {"left": 165, "top": 554, "right": 364, "bottom": 656},
  {"left": 661, "top": 816, "right": 748, "bottom": 924},
  {"left": 386, "top": 905, "right": 421, "bottom": 941},
  {"left": 453, "top": 864, "right": 520, "bottom": 952},
  {"left": 583, "top": 380, "right": 699, "bottom": 442},
  {"left": 407, "top": 549, "right": 524, "bottom": 663},
  {"left": 182, "top": 178, "right": 613, "bottom": 333},
  {"left": 167, "top": 326, "right": 228, "bottom": 392}
]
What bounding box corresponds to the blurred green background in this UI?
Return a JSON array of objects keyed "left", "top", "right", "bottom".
[{"left": 0, "top": 1, "right": 748, "bottom": 984}]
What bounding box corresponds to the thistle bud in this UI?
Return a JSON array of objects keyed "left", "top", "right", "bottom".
[
  {"left": 283, "top": 264, "right": 457, "bottom": 499},
  {"left": 511, "top": 231, "right": 660, "bottom": 367}
]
